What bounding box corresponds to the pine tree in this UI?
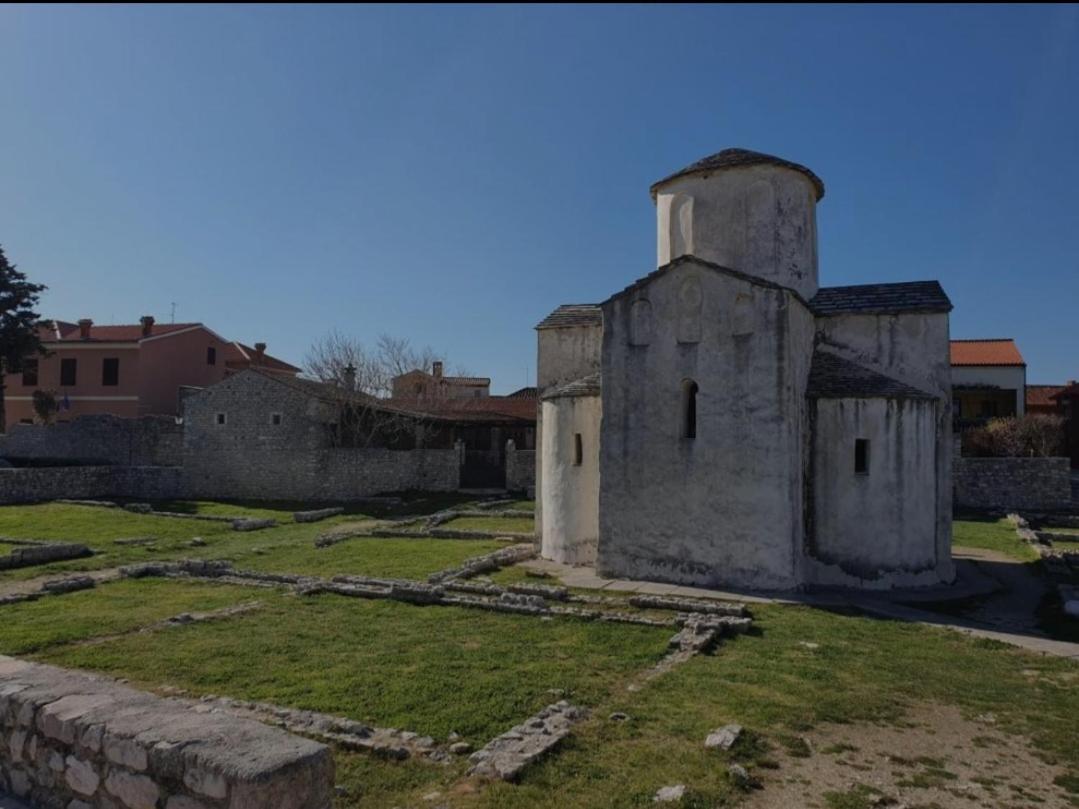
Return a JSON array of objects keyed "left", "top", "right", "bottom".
[{"left": 0, "top": 245, "right": 47, "bottom": 432}]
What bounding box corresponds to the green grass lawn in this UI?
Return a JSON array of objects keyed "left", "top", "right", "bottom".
[
  {"left": 35, "top": 590, "right": 670, "bottom": 742},
  {"left": 0, "top": 579, "right": 263, "bottom": 655},
  {"left": 953, "top": 515, "right": 1040, "bottom": 562},
  {"left": 443, "top": 516, "right": 535, "bottom": 534}
]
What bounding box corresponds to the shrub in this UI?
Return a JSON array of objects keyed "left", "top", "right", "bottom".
[{"left": 962, "top": 414, "right": 1065, "bottom": 458}]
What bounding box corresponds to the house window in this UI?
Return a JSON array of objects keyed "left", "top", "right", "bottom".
[
  {"left": 271, "top": 413, "right": 282, "bottom": 426},
  {"left": 980, "top": 400, "right": 997, "bottom": 418},
  {"left": 102, "top": 358, "right": 120, "bottom": 386},
  {"left": 60, "top": 358, "right": 77, "bottom": 386},
  {"left": 681, "top": 380, "right": 698, "bottom": 440},
  {"left": 21, "top": 359, "right": 38, "bottom": 387},
  {"left": 216, "top": 413, "right": 227, "bottom": 426},
  {"left": 574, "top": 433, "right": 583, "bottom": 466},
  {"left": 207, "top": 347, "right": 217, "bottom": 366},
  {"left": 855, "top": 439, "right": 870, "bottom": 475}
]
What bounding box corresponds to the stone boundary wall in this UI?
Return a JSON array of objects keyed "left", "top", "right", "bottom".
[
  {"left": 0, "top": 655, "right": 333, "bottom": 809},
  {"left": 0, "top": 415, "right": 183, "bottom": 467},
  {"left": 0, "top": 467, "right": 182, "bottom": 506},
  {"left": 183, "top": 448, "right": 461, "bottom": 502},
  {"left": 954, "top": 456, "right": 1074, "bottom": 512},
  {"left": 504, "top": 443, "right": 535, "bottom": 496}
]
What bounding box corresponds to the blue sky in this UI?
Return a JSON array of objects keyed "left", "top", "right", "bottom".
[{"left": 2, "top": 4, "right": 1076, "bottom": 390}]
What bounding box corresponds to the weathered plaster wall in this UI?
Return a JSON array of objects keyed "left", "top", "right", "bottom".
[
  {"left": 954, "top": 456, "right": 1073, "bottom": 512},
  {"left": 0, "top": 415, "right": 183, "bottom": 467},
  {"left": 809, "top": 397, "right": 950, "bottom": 587},
  {"left": 541, "top": 396, "right": 600, "bottom": 566},
  {"left": 535, "top": 323, "right": 602, "bottom": 541},
  {"left": 0, "top": 655, "right": 334, "bottom": 809},
  {"left": 655, "top": 165, "right": 819, "bottom": 300},
  {"left": 597, "top": 261, "right": 815, "bottom": 590},
  {"left": 815, "top": 311, "right": 953, "bottom": 582}
]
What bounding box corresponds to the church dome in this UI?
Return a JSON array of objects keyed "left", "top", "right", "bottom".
[{"left": 650, "top": 147, "right": 825, "bottom": 201}]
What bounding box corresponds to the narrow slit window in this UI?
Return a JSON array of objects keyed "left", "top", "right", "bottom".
[
  {"left": 271, "top": 413, "right": 282, "bottom": 426},
  {"left": 855, "top": 439, "right": 869, "bottom": 475},
  {"left": 573, "top": 433, "right": 583, "bottom": 466},
  {"left": 21, "top": 359, "right": 38, "bottom": 387},
  {"left": 681, "top": 380, "right": 698, "bottom": 440},
  {"left": 216, "top": 413, "right": 227, "bottom": 426},
  {"left": 207, "top": 346, "right": 217, "bottom": 366}
]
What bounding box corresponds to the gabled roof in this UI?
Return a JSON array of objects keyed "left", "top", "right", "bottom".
[
  {"left": 810, "top": 281, "right": 952, "bottom": 317},
  {"left": 807, "top": 351, "right": 935, "bottom": 401},
  {"left": 1051, "top": 382, "right": 1079, "bottom": 400},
  {"left": 542, "top": 373, "right": 601, "bottom": 401},
  {"left": 384, "top": 396, "right": 536, "bottom": 423},
  {"left": 536, "top": 304, "right": 602, "bottom": 330},
  {"left": 650, "top": 147, "right": 825, "bottom": 201},
  {"left": 949, "top": 339, "right": 1025, "bottom": 367},
  {"left": 226, "top": 342, "right": 302, "bottom": 374},
  {"left": 604, "top": 254, "right": 811, "bottom": 308},
  {"left": 507, "top": 386, "right": 538, "bottom": 399}
]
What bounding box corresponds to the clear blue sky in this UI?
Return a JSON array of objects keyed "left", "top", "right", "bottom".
[{"left": 2, "top": 4, "right": 1077, "bottom": 391}]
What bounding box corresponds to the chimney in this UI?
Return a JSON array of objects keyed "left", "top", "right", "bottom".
[
  {"left": 343, "top": 364, "right": 357, "bottom": 391},
  {"left": 78, "top": 319, "right": 92, "bottom": 340},
  {"left": 140, "top": 315, "right": 155, "bottom": 337},
  {"left": 254, "top": 342, "right": 266, "bottom": 364},
  {"left": 432, "top": 361, "right": 443, "bottom": 379}
]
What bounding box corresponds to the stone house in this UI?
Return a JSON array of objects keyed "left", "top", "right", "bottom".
[
  {"left": 3, "top": 316, "right": 298, "bottom": 430},
  {"left": 391, "top": 362, "right": 490, "bottom": 399},
  {"left": 537, "top": 148, "right": 955, "bottom": 591}
]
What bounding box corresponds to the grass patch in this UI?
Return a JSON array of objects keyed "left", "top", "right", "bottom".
[
  {"left": 953, "top": 516, "right": 1039, "bottom": 562},
  {"left": 0, "top": 579, "right": 264, "bottom": 654},
  {"left": 36, "top": 593, "right": 670, "bottom": 741},
  {"left": 443, "top": 516, "right": 535, "bottom": 534},
  {"left": 823, "top": 784, "right": 885, "bottom": 809}
]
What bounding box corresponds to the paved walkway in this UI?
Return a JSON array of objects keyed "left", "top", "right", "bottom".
[{"left": 521, "top": 556, "right": 1079, "bottom": 661}]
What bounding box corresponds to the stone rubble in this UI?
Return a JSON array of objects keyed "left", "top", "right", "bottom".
[
  {"left": 0, "top": 542, "right": 93, "bottom": 571},
  {"left": 293, "top": 508, "right": 345, "bottom": 524},
  {"left": 704, "top": 724, "right": 742, "bottom": 750},
  {"left": 230, "top": 518, "right": 277, "bottom": 532},
  {"left": 0, "top": 575, "right": 98, "bottom": 607},
  {"left": 653, "top": 784, "right": 686, "bottom": 802},
  {"left": 629, "top": 595, "right": 747, "bottom": 617},
  {"left": 427, "top": 544, "right": 537, "bottom": 583},
  {"left": 467, "top": 701, "right": 586, "bottom": 781}
]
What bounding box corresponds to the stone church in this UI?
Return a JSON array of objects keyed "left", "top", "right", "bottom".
[{"left": 536, "top": 148, "right": 954, "bottom": 591}]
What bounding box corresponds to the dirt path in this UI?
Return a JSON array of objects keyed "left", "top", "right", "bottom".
[{"left": 742, "top": 703, "right": 1076, "bottom": 808}]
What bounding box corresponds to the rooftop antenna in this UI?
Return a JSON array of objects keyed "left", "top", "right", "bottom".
[{"left": 170, "top": 302, "right": 177, "bottom": 323}]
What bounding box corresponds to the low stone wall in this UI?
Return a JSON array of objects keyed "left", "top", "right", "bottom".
[
  {"left": 0, "top": 415, "right": 182, "bottom": 467},
  {"left": 954, "top": 456, "right": 1074, "bottom": 512},
  {"left": 183, "top": 448, "right": 461, "bottom": 502},
  {"left": 0, "top": 655, "right": 334, "bottom": 809},
  {"left": 505, "top": 444, "right": 535, "bottom": 496},
  {"left": 0, "top": 466, "right": 182, "bottom": 506}
]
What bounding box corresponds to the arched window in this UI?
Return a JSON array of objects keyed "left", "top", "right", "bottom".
[{"left": 681, "top": 380, "right": 698, "bottom": 440}]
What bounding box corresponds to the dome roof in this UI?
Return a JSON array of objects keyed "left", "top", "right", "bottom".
[{"left": 650, "top": 147, "right": 825, "bottom": 200}]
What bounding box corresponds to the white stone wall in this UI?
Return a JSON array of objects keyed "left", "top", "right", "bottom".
[
  {"left": 808, "top": 397, "right": 951, "bottom": 587},
  {"left": 540, "top": 396, "right": 600, "bottom": 566},
  {"left": 655, "top": 165, "right": 819, "bottom": 300},
  {"left": 815, "top": 311, "right": 953, "bottom": 580},
  {"left": 597, "top": 260, "right": 815, "bottom": 590}
]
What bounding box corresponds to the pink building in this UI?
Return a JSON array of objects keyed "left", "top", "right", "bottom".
[{"left": 3, "top": 317, "right": 299, "bottom": 430}]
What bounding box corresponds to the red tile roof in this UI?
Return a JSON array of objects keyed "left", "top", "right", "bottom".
[
  {"left": 226, "top": 342, "right": 302, "bottom": 374},
  {"left": 384, "top": 396, "right": 537, "bottom": 423},
  {"left": 42, "top": 321, "right": 202, "bottom": 342},
  {"left": 1026, "top": 385, "right": 1065, "bottom": 409},
  {"left": 950, "top": 339, "right": 1025, "bottom": 367}
]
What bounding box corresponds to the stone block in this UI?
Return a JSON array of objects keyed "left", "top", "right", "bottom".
[
  {"left": 104, "top": 769, "right": 160, "bottom": 809},
  {"left": 63, "top": 756, "right": 99, "bottom": 796},
  {"left": 183, "top": 766, "right": 228, "bottom": 799},
  {"left": 104, "top": 735, "right": 148, "bottom": 771}
]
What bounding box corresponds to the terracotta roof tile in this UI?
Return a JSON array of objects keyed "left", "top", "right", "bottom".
[
  {"left": 47, "top": 322, "right": 201, "bottom": 342},
  {"left": 950, "top": 339, "right": 1025, "bottom": 367},
  {"left": 1026, "top": 385, "right": 1065, "bottom": 408},
  {"left": 384, "top": 396, "right": 536, "bottom": 422}
]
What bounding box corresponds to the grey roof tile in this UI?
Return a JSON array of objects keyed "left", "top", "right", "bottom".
[
  {"left": 536, "top": 304, "right": 602, "bottom": 330},
  {"left": 807, "top": 351, "right": 936, "bottom": 400},
  {"left": 542, "top": 373, "right": 601, "bottom": 400},
  {"left": 650, "top": 147, "right": 825, "bottom": 200},
  {"left": 810, "top": 281, "right": 952, "bottom": 316}
]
